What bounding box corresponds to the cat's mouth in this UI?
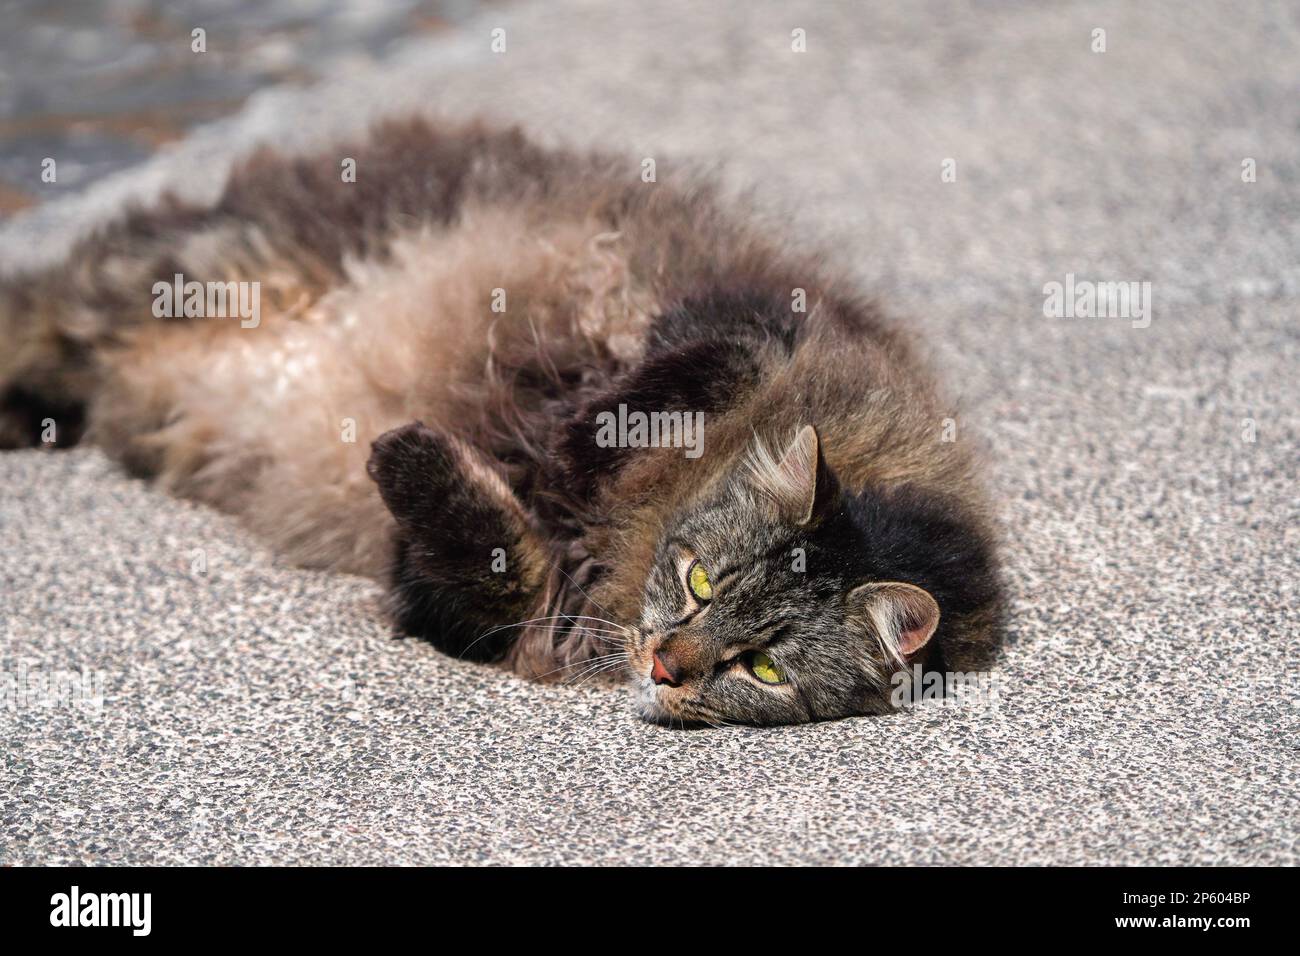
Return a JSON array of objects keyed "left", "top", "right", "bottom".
[
  {"left": 626, "top": 632, "right": 685, "bottom": 722},
  {"left": 626, "top": 625, "right": 723, "bottom": 726},
  {"left": 632, "top": 679, "right": 712, "bottom": 727},
  {"left": 628, "top": 646, "right": 708, "bottom": 726},
  {"left": 633, "top": 680, "right": 675, "bottom": 723}
]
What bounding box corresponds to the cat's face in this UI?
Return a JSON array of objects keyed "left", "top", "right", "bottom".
[{"left": 626, "top": 426, "right": 943, "bottom": 726}]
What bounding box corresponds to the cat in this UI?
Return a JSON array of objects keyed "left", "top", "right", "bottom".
[{"left": 0, "top": 118, "right": 1001, "bottom": 726}]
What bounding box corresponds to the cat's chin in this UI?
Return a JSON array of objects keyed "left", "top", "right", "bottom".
[{"left": 631, "top": 678, "right": 670, "bottom": 723}]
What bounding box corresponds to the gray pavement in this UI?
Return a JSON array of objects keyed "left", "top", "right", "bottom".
[
  {"left": 0, "top": 0, "right": 480, "bottom": 214},
  {"left": 0, "top": 0, "right": 1296, "bottom": 865}
]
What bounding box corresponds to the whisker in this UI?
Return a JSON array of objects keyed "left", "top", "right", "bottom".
[
  {"left": 552, "top": 661, "right": 623, "bottom": 687},
  {"left": 563, "top": 662, "right": 619, "bottom": 685},
  {"left": 458, "top": 613, "right": 630, "bottom": 658},
  {"left": 482, "top": 614, "right": 629, "bottom": 636},
  {"left": 554, "top": 562, "right": 618, "bottom": 620},
  {"left": 549, "top": 611, "right": 631, "bottom": 634},
  {"left": 530, "top": 651, "right": 628, "bottom": 683},
  {"left": 568, "top": 658, "right": 629, "bottom": 688}
]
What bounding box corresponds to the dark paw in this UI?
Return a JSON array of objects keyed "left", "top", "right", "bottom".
[
  {"left": 0, "top": 386, "right": 86, "bottom": 449},
  {"left": 367, "top": 421, "right": 550, "bottom": 662},
  {"left": 366, "top": 421, "right": 459, "bottom": 526},
  {"left": 366, "top": 420, "right": 534, "bottom": 573}
]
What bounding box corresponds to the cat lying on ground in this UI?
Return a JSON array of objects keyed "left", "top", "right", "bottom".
[{"left": 0, "top": 118, "right": 1001, "bottom": 726}]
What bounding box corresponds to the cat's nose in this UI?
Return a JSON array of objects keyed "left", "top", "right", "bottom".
[{"left": 651, "top": 651, "right": 682, "bottom": 687}]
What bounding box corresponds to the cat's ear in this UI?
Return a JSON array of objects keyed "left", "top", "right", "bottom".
[
  {"left": 749, "top": 424, "right": 839, "bottom": 525},
  {"left": 848, "top": 582, "right": 941, "bottom": 663}
]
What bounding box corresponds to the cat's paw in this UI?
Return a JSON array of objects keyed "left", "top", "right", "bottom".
[
  {"left": 366, "top": 420, "right": 459, "bottom": 525},
  {"left": 0, "top": 386, "right": 86, "bottom": 449},
  {"left": 367, "top": 420, "right": 553, "bottom": 661},
  {"left": 366, "top": 420, "right": 548, "bottom": 585}
]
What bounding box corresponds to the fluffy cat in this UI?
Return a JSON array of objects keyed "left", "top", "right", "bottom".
[{"left": 0, "top": 118, "right": 1001, "bottom": 726}]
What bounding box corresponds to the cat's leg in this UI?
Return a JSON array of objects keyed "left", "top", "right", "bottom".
[
  {"left": 366, "top": 421, "right": 556, "bottom": 662},
  {"left": 0, "top": 276, "right": 101, "bottom": 449}
]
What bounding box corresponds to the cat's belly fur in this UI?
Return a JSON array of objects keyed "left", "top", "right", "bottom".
[{"left": 96, "top": 203, "right": 664, "bottom": 578}]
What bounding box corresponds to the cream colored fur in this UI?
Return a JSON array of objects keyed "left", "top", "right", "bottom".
[{"left": 93, "top": 203, "right": 660, "bottom": 577}]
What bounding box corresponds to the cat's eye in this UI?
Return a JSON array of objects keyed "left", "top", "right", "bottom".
[
  {"left": 747, "top": 651, "right": 786, "bottom": 685},
  {"left": 686, "top": 559, "right": 713, "bottom": 602}
]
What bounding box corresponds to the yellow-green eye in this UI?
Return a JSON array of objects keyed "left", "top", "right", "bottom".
[
  {"left": 687, "top": 560, "right": 713, "bottom": 601},
  {"left": 749, "top": 651, "right": 786, "bottom": 685}
]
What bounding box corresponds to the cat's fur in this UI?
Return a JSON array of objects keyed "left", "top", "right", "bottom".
[{"left": 0, "top": 118, "right": 1001, "bottom": 725}]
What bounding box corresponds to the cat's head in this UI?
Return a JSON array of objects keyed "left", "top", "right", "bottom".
[{"left": 627, "top": 426, "right": 998, "bottom": 726}]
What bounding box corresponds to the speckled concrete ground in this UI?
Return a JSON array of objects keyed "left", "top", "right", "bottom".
[{"left": 1, "top": 0, "right": 1296, "bottom": 865}]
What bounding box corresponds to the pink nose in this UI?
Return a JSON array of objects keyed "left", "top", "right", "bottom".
[{"left": 651, "top": 652, "right": 681, "bottom": 687}]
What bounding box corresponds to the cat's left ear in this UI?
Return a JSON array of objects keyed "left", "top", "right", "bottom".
[
  {"left": 753, "top": 424, "right": 840, "bottom": 525},
  {"left": 848, "top": 582, "right": 941, "bottom": 663}
]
